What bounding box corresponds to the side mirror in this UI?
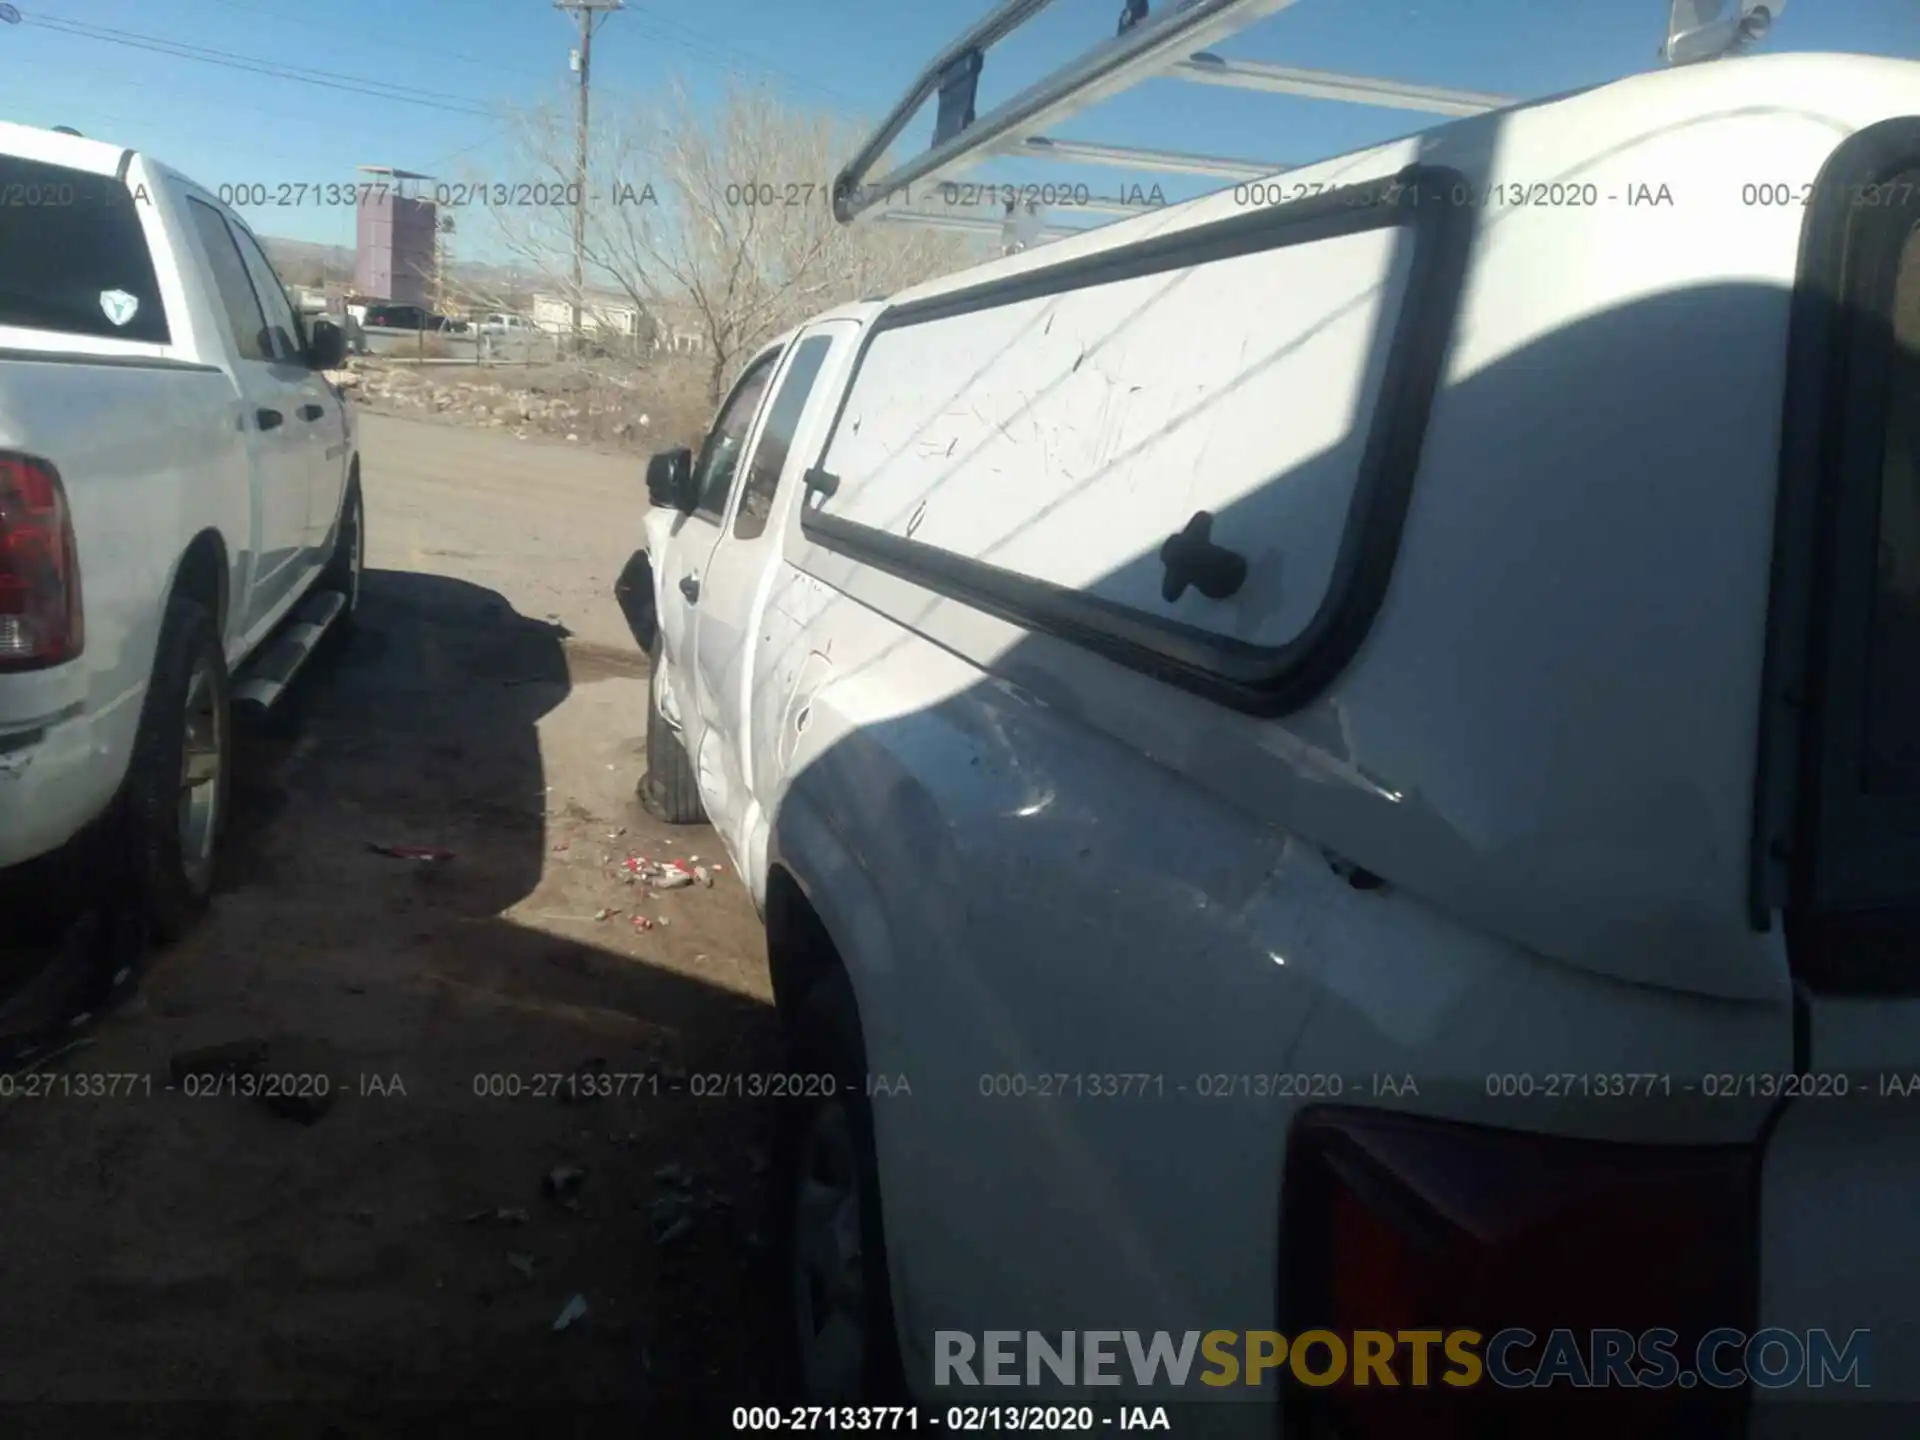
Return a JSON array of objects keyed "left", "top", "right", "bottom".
[
  {"left": 646, "top": 447, "right": 697, "bottom": 513},
  {"left": 307, "top": 318, "right": 347, "bottom": 371}
]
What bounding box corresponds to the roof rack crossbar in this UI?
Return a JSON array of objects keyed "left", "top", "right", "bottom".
[
  {"left": 831, "top": 0, "right": 1304, "bottom": 224},
  {"left": 1169, "top": 55, "right": 1515, "bottom": 114},
  {"left": 871, "top": 207, "right": 1089, "bottom": 244},
  {"left": 1019, "top": 134, "right": 1284, "bottom": 181}
]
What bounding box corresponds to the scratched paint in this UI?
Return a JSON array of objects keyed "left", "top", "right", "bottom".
[{"left": 815, "top": 225, "right": 1411, "bottom": 651}]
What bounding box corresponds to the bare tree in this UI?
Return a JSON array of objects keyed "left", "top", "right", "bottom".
[{"left": 484, "top": 80, "right": 985, "bottom": 405}]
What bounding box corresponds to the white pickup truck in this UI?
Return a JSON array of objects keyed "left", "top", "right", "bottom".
[
  {"left": 0, "top": 123, "right": 361, "bottom": 946},
  {"left": 639, "top": 54, "right": 1919, "bottom": 1434}
]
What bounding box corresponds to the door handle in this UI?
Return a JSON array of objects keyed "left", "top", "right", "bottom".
[
  {"left": 256, "top": 407, "right": 284, "bottom": 430},
  {"left": 678, "top": 575, "right": 700, "bottom": 603},
  {"left": 298, "top": 404, "right": 325, "bottom": 422}
]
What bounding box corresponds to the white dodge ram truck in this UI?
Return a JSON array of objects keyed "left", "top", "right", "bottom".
[
  {"left": 0, "top": 123, "right": 362, "bottom": 945},
  {"left": 639, "top": 54, "right": 1918, "bottom": 1435}
]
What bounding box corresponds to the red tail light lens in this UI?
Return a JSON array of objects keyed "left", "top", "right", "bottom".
[
  {"left": 1282, "top": 1107, "right": 1756, "bottom": 1439},
  {"left": 0, "top": 451, "right": 83, "bottom": 669}
]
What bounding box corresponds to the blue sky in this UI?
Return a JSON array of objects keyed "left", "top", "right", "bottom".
[{"left": 5, "top": 0, "right": 1920, "bottom": 259}]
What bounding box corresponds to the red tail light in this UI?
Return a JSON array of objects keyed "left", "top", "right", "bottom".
[
  {"left": 1282, "top": 1108, "right": 1755, "bottom": 1439},
  {"left": 0, "top": 451, "right": 83, "bottom": 669}
]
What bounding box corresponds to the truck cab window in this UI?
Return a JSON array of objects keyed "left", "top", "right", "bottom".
[
  {"left": 0, "top": 155, "right": 170, "bottom": 345},
  {"left": 691, "top": 352, "right": 778, "bottom": 522},
  {"left": 186, "top": 198, "right": 272, "bottom": 362},
  {"left": 734, "top": 335, "right": 834, "bottom": 541}
]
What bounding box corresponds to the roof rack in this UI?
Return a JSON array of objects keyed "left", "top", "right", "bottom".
[{"left": 830, "top": 0, "right": 1784, "bottom": 249}]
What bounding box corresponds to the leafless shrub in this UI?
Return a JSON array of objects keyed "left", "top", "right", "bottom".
[{"left": 480, "top": 80, "right": 987, "bottom": 408}]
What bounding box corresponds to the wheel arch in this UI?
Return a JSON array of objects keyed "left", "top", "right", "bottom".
[{"left": 163, "top": 527, "right": 231, "bottom": 640}]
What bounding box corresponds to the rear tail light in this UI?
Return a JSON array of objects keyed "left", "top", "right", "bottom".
[
  {"left": 0, "top": 451, "right": 83, "bottom": 669},
  {"left": 1282, "top": 1108, "right": 1755, "bottom": 1439}
]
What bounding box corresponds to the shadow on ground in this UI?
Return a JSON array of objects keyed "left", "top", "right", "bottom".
[{"left": 0, "top": 568, "right": 787, "bottom": 1430}]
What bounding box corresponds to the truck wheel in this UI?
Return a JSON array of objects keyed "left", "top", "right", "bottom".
[
  {"left": 320, "top": 475, "right": 363, "bottom": 631},
  {"left": 775, "top": 967, "right": 906, "bottom": 1403},
  {"left": 124, "top": 596, "right": 231, "bottom": 943},
  {"left": 639, "top": 632, "right": 705, "bottom": 824}
]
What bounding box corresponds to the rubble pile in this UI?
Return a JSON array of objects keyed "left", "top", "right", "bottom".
[{"left": 329, "top": 358, "right": 670, "bottom": 448}]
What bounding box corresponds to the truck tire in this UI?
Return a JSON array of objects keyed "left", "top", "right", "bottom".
[
  {"left": 639, "top": 632, "right": 705, "bottom": 824},
  {"left": 320, "top": 474, "right": 363, "bottom": 632},
  {"left": 124, "top": 595, "right": 231, "bottom": 943},
  {"left": 774, "top": 967, "right": 906, "bottom": 1403}
]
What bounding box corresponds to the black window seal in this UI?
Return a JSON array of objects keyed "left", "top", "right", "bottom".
[
  {"left": 693, "top": 344, "right": 785, "bottom": 524},
  {"left": 796, "top": 163, "right": 1474, "bottom": 718},
  {"left": 1751, "top": 116, "right": 1920, "bottom": 989},
  {"left": 735, "top": 332, "right": 838, "bottom": 542}
]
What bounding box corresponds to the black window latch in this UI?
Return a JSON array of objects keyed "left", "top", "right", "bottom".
[{"left": 1159, "top": 510, "right": 1248, "bottom": 603}]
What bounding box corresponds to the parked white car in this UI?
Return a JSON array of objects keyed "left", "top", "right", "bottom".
[
  {"left": 476, "top": 312, "right": 534, "bottom": 337},
  {"left": 0, "top": 122, "right": 361, "bottom": 944},
  {"left": 639, "top": 53, "right": 1919, "bottom": 1431}
]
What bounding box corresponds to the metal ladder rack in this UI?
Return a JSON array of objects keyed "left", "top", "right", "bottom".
[{"left": 830, "top": 0, "right": 1785, "bottom": 250}]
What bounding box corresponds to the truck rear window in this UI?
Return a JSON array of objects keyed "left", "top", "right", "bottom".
[{"left": 0, "top": 154, "right": 170, "bottom": 345}]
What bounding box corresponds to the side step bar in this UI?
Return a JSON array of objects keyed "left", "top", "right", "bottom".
[{"left": 231, "top": 588, "right": 347, "bottom": 713}]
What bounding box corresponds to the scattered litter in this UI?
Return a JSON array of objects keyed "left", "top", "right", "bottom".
[
  {"left": 656, "top": 916, "right": 669, "bottom": 927},
  {"left": 652, "top": 869, "right": 694, "bottom": 891},
  {"left": 656, "top": 1214, "right": 694, "bottom": 1246},
  {"left": 552, "top": 1294, "right": 590, "bottom": 1331},
  {"left": 593, "top": 908, "right": 619, "bottom": 922},
  {"left": 551, "top": 841, "right": 569, "bottom": 854},
  {"left": 711, "top": 865, "right": 724, "bottom": 874},
  {"left": 544, "top": 1164, "right": 587, "bottom": 1203},
  {"left": 695, "top": 953, "right": 708, "bottom": 963},
  {"left": 606, "top": 828, "right": 626, "bottom": 840},
  {"left": 631, "top": 916, "right": 652, "bottom": 931},
  {"left": 464, "top": 1207, "right": 529, "bottom": 1226},
  {"left": 367, "top": 842, "right": 455, "bottom": 863},
  {"left": 507, "top": 1252, "right": 537, "bottom": 1278},
  {"left": 694, "top": 866, "right": 712, "bottom": 888},
  {"left": 689, "top": 855, "right": 700, "bottom": 862}
]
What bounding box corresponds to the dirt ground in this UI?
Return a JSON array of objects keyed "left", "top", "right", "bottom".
[{"left": 0, "top": 414, "right": 785, "bottom": 1430}]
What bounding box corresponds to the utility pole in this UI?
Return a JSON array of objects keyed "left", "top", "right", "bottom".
[{"left": 554, "top": 0, "right": 622, "bottom": 349}]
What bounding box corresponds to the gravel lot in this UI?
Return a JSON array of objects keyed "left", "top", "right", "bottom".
[{"left": 0, "top": 413, "right": 784, "bottom": 1429}]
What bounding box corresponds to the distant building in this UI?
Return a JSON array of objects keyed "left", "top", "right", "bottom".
[
  {"left": 355, "top": 167, "right": 437, "bottom": 306},
  {"left": 531, "top": 290, "right": 641, "bottom": 339},
  {"left": 648, "top": 300, "right": 707, "bottom": 355}
]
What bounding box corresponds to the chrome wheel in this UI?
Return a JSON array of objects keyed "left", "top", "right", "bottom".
[
  {"left": 177, "top": 656, "right": 224, "bottom": 886},
  {"left": 792, "top": 1099, "right": 867, "bottom": 1401}
]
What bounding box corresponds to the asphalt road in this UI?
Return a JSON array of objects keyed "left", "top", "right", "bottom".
[{"left": 0, "top": 413, "right": 784, "bottom": 1426}]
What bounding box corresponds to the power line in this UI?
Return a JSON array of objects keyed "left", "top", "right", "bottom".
[
  {"left": 193, "top": 0, "right": 523, "bottom": 76},
  {"left": 23, "top": 14, "right": 503, "bottom": 116},
  {"left": 620, "top": 6, "right": 866, "bottom": 116}
]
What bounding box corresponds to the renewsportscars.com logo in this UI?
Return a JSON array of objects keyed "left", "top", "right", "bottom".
[{"left": 934, "top": 1328, "right": 1872, "bottom": 1391}]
